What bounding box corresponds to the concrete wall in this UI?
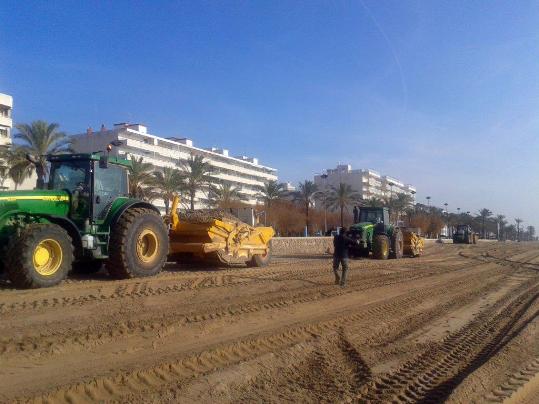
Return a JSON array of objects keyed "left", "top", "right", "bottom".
[
  {"left": 271, "top": 236, "right": 499, "bottom": 256},
  {"left": 272, "top": 237, "right": 334, "bottom": 255}
]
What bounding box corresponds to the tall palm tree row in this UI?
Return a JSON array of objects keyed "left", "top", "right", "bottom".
[
  {"left": 128, "top": 156, "right": 155, "bottom": 199},
  {"left": 293, "top": 180, "right": 318, "bottom": 234},
  {"left": 515, "top": 218, "right": 523, "bottom": 241},
  {"left": 478, "top": 208, "right": 492, "bottom": 238},
  {"left": 494, "top": 214, "right": 506, "bottom": 240},
  {"left": 256, "top": 180, "right": 286, "bottom": 210},
  {"left": 326, "top": 182, "right": 361, "bottom": 227},
  {"left": 14, "top": 121, "right": 72, "bottom": 188},
  {"left": 152, "top": 167, "right": 183, "bottom": 214},
  {"left": 210, "top": 183, "right": 243, "bottom": 209},
  {"left": 178, "top": 154, "right": 213, "bottom": 210}
]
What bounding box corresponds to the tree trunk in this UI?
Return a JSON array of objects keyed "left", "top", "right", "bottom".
[
  {"left": 164, "top": 198, "right": 170, "bottom": 215},
  {"left": 36, "top": 164, "right": 45, "bottom": 189},
  {"left": 340, "top": 205, "right": 344, "bottom": 227}
]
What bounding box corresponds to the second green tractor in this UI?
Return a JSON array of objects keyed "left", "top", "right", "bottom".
[{"left": 347, "top": 207, "right": 423, "bottom": 259}]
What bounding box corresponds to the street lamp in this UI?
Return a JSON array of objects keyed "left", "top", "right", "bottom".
[
  {"left": 388, "top": 182, "right": 394, "bottom": 200},
  {"left": 320, "top": 174, "right": 328, "bottom": 234},
  {"left": 444, "top": 203, "right": 449, "bottom": 237}
]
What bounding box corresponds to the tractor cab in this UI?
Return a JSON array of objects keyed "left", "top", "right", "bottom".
[
  {"left": 47, "top": 154, "right": 131, "bottom": 225},
  {"left": 456, "top": 224, "right": 471, "bottom": 233},
  {"left": 357, "top": 207, "right": 390, "bottom": 225}
]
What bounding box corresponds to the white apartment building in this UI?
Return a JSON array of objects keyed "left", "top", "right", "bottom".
[
  {"left": 0, "top": 93, "right": 36, "bottom": 191},
  {"left": 71, "top": 123, "right": 278, "bottom": 210},
  {"left": 314, "top": 164, "right": 416, "bottom": 201},
  {"left": 0, "top": 93, "right": 12, "bottom": 146}
]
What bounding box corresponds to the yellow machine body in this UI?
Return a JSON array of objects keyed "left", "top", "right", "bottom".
[
  {"left": 402, "top": 229, "right": 425, "bottom": 257},
  {"left": 169, "top": 196, "right": 275, "bottom": 265}
]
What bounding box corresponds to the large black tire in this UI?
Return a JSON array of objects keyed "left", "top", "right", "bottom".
[
  {"left": 391, "top": 229, "right": 404, "bottom": 259},
  {"left": 248, "top": 248, "right": 272, "bottom": 267},
  {"left": 6, "top": 224, "right": 73, "bottom": 288},
  {"left": 106, "top": 208, "right": 168, "bottom": 279},
  {"left": 372, "top": 234, "right": 390, "bottom": 260}
]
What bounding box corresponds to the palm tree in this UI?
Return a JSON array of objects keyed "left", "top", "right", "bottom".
[
  {"left": 152, "top": 167, "right": 183, "bottom": 214},
  {"left": 327, "top": 183, "right": 361, "bottom": 227},
  {"left": 293, "top": 180, "right": 318, "bottom": 234},
  {"left": 178, "top": 154, "right": 213, "bottom": 210},
  {"left": 494, "top": 214, "right": 506, "bottom": 240},
  {"left": 256, "top": 180, "right": 286, "bottom": 209},
  {"left": 315, "top": 189, "right": 332, "bottom": 233},
  {"left": 526, "top": 225, "right": 535, "bottom": 241},
  {"left": 210, "top": 183, "right": 243, "bottom": 209},
  {"left": 14, "top": 121, "right": 71, "bottom": 188},
  {"left": 515, "top": 218, "right": 523, "bottom": 241},
  {"left": 128, "top": 156, "right": 154, "bottom": 199},
  {"left": 505, "top": 224, "right": 517, "bottom": 241},
  {"left": 4, "top": 147, "right": 34, "bottom": 190},
  {"left": 0, "top": 147, "right": 9, "bottom": 189},
  {"left": 478, "top": 208, "right": 492, "bottom": 239},
  {"left": 390, "top": 192, "right": 414, "bottom": 222},
  {"left": 365, "top": 196, "right": 386, "bottom": 208}
]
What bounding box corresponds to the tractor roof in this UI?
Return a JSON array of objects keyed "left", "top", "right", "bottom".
[
  {"left": 47, "top": 153, "right": 132, "bottom": 169},
  {"left": 361, "top": 206, "right": 389, "bottom": 212}
]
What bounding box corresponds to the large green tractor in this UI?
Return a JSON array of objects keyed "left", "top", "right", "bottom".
[
  {"left": 347, "top": 207, "right": 404, "bottom": 260},
  {"left": 0, "top": 152, "right": 169, "bottom": 288},
  {"left": 453, "top": 224, "right": 478, "bottom": 244}
]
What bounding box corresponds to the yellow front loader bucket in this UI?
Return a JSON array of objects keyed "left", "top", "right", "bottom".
[{"left": 169, "top": 196, "right": 275, "bottom": 266}]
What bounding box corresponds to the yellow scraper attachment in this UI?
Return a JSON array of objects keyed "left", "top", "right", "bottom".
[{"left": 168, "top": 196, "right": 275, "bottom": 266}]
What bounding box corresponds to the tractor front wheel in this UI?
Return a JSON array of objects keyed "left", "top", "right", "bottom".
[
  {"left": 6, "top": 224, "right": 73, "bottom": 288},
  {"left": 373, "top": 235, "right": 390, "bottom": 260},
  {"left": 106, "top": 208, "right": 168, "bottom": 279}
]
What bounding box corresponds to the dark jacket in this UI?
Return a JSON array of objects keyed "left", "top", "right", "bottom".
[{"left": 333, "top": 232, "right": 356, "bottom": 258}]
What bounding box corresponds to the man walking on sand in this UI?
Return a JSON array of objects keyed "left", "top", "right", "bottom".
[{"left": 333, "top": 227, "right": 357, "bottom": 287}]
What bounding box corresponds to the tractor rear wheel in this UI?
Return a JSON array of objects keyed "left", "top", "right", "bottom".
[
  {"left": 106, "top": 208, "right": 168, "bottom": 279},
  {"left": 391, "top": 229, "right": 404, "bottom": 259},
  {"left": 6, "top": 224, "right": 73, "bottom": 288},
  {"left": 373, "top": 234, "right": 390, "bottom": 260},
  {"left": 248, "top": 249, "right": 272, "bottom": 267}
]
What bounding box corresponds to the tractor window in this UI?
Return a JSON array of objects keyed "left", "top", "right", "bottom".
[
  {"left": 92, "top": 165, "right": 128, "bottom": 220},
  {"left": 94, "top": 165, "right": 128, "bottom": 198},
  {"left": 360, "top": 209, "right": 384, "bottom": 224},
  {"left": 49, "top": 161, "right": 90, "bottom": 192}
]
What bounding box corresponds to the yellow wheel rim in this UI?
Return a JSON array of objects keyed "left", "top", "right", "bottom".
[
  {"left": 33, "top": 239, "right": 63, "bottom": 276},
  {"left": 136, "top": 228, "right": 159, "bottom": 263},
  {"left": 383, "top": 242, "right": 389, "bottom": 256}
]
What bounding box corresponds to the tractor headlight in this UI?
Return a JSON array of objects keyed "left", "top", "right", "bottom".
[{"left": 81, "top": 234, "right": 96, "bottom": 250}]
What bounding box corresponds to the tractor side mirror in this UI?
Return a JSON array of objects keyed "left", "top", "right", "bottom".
[{"left": 99, "top": 155, "right": 109, "bottom": 169}]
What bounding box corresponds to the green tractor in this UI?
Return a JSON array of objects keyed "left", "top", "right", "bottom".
[
  {"left": 0, "top": 152, "right": 169, "bottom": 288},
  {"left": 347, "top": 207, "right": 404, "bottom": 260},
  {"left": 453, "top": 224, "right": 477, "bottom": 244}
]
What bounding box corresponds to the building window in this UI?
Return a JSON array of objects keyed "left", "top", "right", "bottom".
[{"left": 0, "top": 128, "right": 8, "bottom": 137}]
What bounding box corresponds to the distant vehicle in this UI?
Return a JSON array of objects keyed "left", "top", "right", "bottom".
[
  {"left": 347, "top": 207, "right": 423, "bottom": 259},
  {"left": 453, "top": 224, "right": 478, "bottom": 244}
]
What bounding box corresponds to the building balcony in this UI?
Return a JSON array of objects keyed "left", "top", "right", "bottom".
[{"left": 0, "top": 116, "right": 12, "bottom": 128}]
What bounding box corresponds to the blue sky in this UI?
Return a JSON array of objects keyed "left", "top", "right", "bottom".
[{"left": 1, "top": 1, "right": 538, "bottom": 226}]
